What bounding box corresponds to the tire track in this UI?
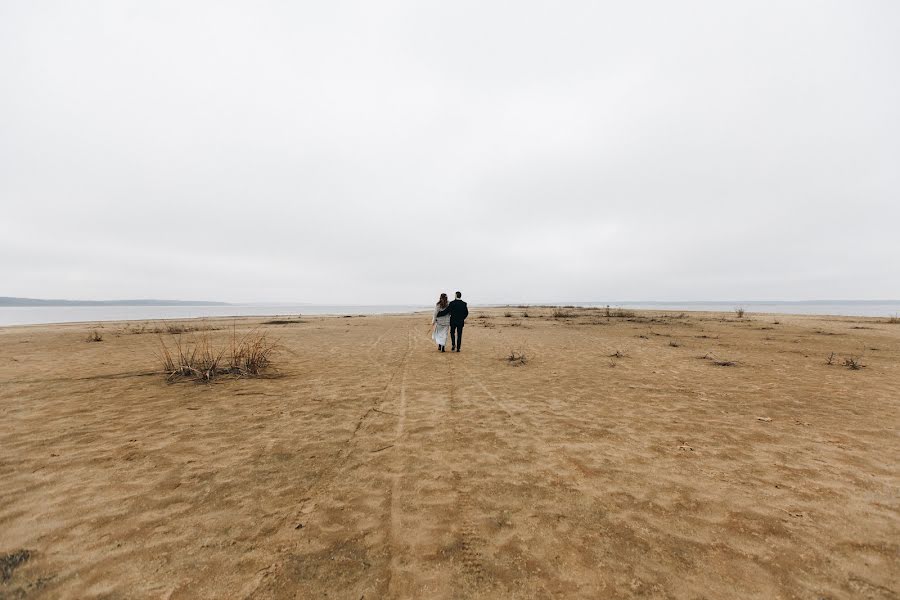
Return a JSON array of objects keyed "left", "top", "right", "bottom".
[
  {"left": 385, "top": 326, "right": 414, "bottom": 596},
  {"left": 272, "top": 321, "right": 414, "bottom": 537}
]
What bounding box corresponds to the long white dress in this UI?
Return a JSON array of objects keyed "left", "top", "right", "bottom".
[{"left": 432, "top": 303, "right": 450, "bottom": 346}]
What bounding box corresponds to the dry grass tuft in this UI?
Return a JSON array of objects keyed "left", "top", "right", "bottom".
[
  {"left": 668, "top": 340, "right": 681, "bottom": 347},
  {"left": 86, "top": 330, "right": 103, "bottom": 342},
  {"left": 701, "top": 352, "right": 736, "bottom": 367},
  {"left": 1, "top": 549, "right": 32, "bottom": 582},
  {"left": 506, "top": 349, "right": 528, "bottom": 366},
  {"left": 119, "top": 321, "right": 215, "bottom": 335},
  {"left": 157, "top": 327, "right": 278, "bottom": 382},
  {"left": 604, "top": 305, "right": 636, "bottom": 318},
  {"left": 888, "top": 314, "right": 900, "bottom": 324},
  {"left": 735, "top": 307, "right": 746, "bottom": 319},
  {"left": 842, "top": 356, "right": 863, "bottom": 370},
  {"left": 552, "top": 308, "right": 573, "bottom": 319},
  {"left": 262, "top": 317, "right": 306, "bottom": 325}
]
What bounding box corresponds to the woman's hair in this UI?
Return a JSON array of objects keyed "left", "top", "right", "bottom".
[{"left": 438, "top": 293, "right": 449, "bottom": 309}]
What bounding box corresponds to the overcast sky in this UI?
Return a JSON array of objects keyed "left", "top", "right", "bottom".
[{"left": 1, "top": 1, "right": 898, "bottom": 304}]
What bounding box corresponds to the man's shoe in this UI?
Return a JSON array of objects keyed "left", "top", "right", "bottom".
[
  {"left": 456, "top": 348, "right": 461, "bottom": 352},
  {"left": 451, "top": 346, "right": 456, "bottom": 352}
]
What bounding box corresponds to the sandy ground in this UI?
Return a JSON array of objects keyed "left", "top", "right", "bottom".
[{"left": 0, "top": 308, "right": 898, "bottom": 599}]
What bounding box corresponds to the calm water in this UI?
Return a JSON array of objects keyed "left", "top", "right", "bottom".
[
  {"left": 0, "top": 304, "right": 424, "bottom": 327},
  {"left": 1, "top": 301, "right": 898, "bottom": 327}
]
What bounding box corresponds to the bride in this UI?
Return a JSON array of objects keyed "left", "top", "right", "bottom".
[{"left": 432, "top": 293, "right": 451, "bottom": 352}]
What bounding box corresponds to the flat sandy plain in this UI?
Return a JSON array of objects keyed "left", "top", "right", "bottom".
[{"left": 1, "top": 308, "right": 898, "bottom": 599}]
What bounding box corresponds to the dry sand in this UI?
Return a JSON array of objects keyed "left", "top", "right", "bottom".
[{"left": 1, "top": 308, "right": 898, "bottom": 599}]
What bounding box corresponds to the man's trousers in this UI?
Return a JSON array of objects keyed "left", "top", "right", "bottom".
[{"left": 450, "top": 323, "right": 464, "bottom": 350}]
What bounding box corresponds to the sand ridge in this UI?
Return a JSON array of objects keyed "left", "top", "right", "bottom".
[{"left": 0, "top": 309, "right": 898, "bottom": 598}]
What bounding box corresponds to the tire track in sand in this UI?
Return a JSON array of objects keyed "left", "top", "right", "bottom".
[
  {"left": 447, "top": 360, "right": 556, "bottom": 597},
  {"left": 268, "top": 328, "right": 412, "bottom": 535}
]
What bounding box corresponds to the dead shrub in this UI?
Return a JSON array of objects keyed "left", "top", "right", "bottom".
[
  {"left": 842, "top": 356, "right": 863, "bottom": 370},
  {"left": 87, "top": 330, "right": 103, "bottom": 342},
  {"left": 735, "top": 307, "right": 745, "bottom": 319},
  {"left": 604, "top": 305, "right": 635, "bottom": 318},
  {"left": 826, "top": 352, "right": 836, "bottom": 365},
  {"left": 701, "top": 352, "right": 736, "bottom": 367},
  {"left": 1, "top": 549, "right": 31, "bottom": 582},
  {"left": 506, "top": 349, "right": 527, "bottom": 366},
  {"left": 157, "top": 327, "right": 277, "bottom": 382}
]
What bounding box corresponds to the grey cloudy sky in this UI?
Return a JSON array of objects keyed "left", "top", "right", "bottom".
[{"left": 2, "top": 1, "right": 898, "bottom": 304}]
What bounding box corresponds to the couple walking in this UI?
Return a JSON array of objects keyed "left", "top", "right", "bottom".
[{"left": 431, "top": 291, "right": 468, "bottom": 352}]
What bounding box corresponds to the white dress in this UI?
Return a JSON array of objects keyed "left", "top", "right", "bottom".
[{"left": 432, "top": 303, "right": 450, "bottom": 346}]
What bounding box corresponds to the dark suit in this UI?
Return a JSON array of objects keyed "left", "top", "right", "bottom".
[{"left": 438, "top": 299, "right": 468, "bottom": 350}]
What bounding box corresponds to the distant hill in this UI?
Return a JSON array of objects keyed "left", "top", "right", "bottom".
[{"left": 0, "top": 297, "right": 230, "bottom": 307}]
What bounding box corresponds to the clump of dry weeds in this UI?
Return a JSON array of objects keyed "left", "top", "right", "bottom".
[
  {"left": 157, "top": 326, "right": 278, "bottom": 382},
  {"left": 506, "top": 349, "right": 528, "bottom": 366},
  {"left": 842, "top": 356, "right": 864, "bottom": 370},
  {"left": 701, "top": 352, "right": 736, "bottom": 367}
]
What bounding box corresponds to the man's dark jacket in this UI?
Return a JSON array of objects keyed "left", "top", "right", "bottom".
[{"left": 438, "top": 299, "right": 468, "bottom": 325}]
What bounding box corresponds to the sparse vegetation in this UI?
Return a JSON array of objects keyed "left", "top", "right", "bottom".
[
  {"left": 888, "top": 314, "right": 900, "bottom": 324},
  {"left": 826, "top": 352, "right": 836, "bottom": 365},
  {"left": 1, "top": 549, "right": 31, "bottom": 582},
  {"left": 843, "top": 356, "right": 863, "bottom": 370},
  {"left": 604, "top": 305, "right": 635, "bottom": 318},
  {"left": 522, "top": 311, "right": 530, "bottom": 318},
  {"left": 668, "top": 340, "right": 681, "bottom": 347},
  {"left": 504, "top": 311, "right": 513, "bottom": 318},
  {"left": 157, "top": 328, "right": 278, "bottom": 382},
  {"left": 701, "top": 352, "right": 736, "bottom": 367},
  {"left": 552, "top": 308, "right": 573, "bottom": 319},
  {"left": 262, "top": 316, "right": 305, "bottom": 325},
  {"left": 735, "top": 307, "right": 745, "bottom": 319},
  {"left": 609, "top": 350, "right": 626, "bottom": 358},
  {"left": 119, "top": 321, "right": 215, "bottom": 335},
  {"left": 506, "top": 349, "right": 527, "bottom": 366},
  {"left": 87, "top": 330, "right": 103, "bottom": 342}
]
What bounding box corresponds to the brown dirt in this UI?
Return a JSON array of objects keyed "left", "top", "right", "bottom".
[{"left": 0, "top": 309, "right": 898, "bottom": 599}]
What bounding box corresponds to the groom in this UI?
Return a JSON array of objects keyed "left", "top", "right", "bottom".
[{"left": 437, "top": 291, "right": 468, "bottom": 352}]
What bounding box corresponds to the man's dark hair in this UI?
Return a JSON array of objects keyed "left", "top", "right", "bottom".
[{"left": 455, "top": 291, "right": 462, "bottom": 298}]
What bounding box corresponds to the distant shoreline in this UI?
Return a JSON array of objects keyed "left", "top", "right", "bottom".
[
  {"left": 0, "top": 297, "right": 230, "bottom": 307},
  {"left": 2, "top": 300, "right": 899, "bottom": 328}
]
